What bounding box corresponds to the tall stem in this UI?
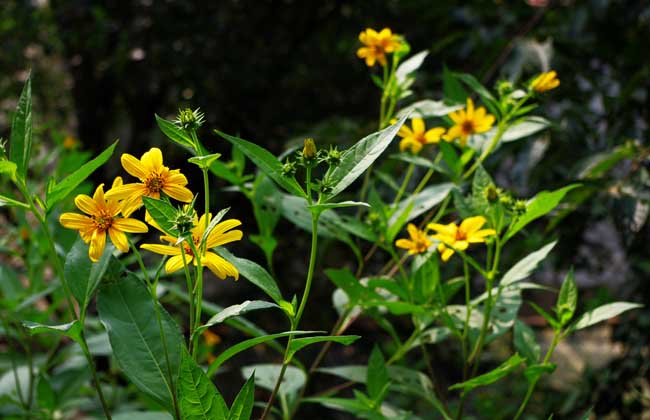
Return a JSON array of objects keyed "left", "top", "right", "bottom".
[
  {"left": 392, "top": 163, "right": 414, "bottom": 205},
  {"left": 260, "top": 212, "right": 320, "bottom": 420}
]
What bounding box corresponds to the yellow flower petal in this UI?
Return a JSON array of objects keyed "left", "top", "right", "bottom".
[
  {"left": 424, "top": 127, "right": 445, "bottom": 143},
  {"left": 121, "top": 153, "right": 148, "bottom": 180},
  {"left": 459, "top": 216, "right": 487, "bottom": 236},
  {"left": 112, "top": 217, "right": 148, "bottom": 233},
  {"left": 166, "top": 254, "right": 189, "bottom": 273},
  {"left": 427, "top": 222, "right": 457, "bottom": 238},
  {"left": 162, "top": 184, "right": 193, "bottom": 203},
  {"left": 204, "top": 251, "right": 239, "bottom": 280},
  {"left": 395, "top": 239, "right": 414, "bottom": 250},
  {"left": 89, "top": 230, "right": 106, "bottom": 262},
  {"left": 141, "top": 243, "right": 181, "bottom": 256},
  {"left": 74, "top": 194, "right": 99, "bottom": 216},
  {"left": 411, "top": 118, "right": 425, "bottom": 135},
  {"left": 105, "top": 183, "right": 146, "bottom": 201},
  {"left": 441, "top": 247, "right": 454, "bottom": 262},
  {"left": 108, "top": 227, "right": 129, "bottom": 252},
  {"left": 141, "top": 147, "right": 163, "bottom": 173},
  {"left": 60, "top": 213, "right": 94, "bottom": 230}
]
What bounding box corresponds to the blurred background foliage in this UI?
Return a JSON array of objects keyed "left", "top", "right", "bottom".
[{"left": 1, "top": 0, "right": 649, "bottom": 418}]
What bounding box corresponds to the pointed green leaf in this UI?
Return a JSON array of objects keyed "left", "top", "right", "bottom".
[
  {"left": 309, "top": 201, "right": 370, "bottom": 212},
  {"left": 214, "top": 248, "right": 283, "bottom": 305},
  {"left": 443, "top": 66, "right": 467, "bottom": 103},
  {"left": 9, "top": 73, "right": 32, "bottom": 179},
  {"left": 523, "top": 363, "right": 556, "bottom": 384},
  {"left": 215, "top": 129, "right": 306, "bottom": 198},
  {"left": 195, "top": 300, "right": 279, "bottom": 336},
  {"left": 36, "top": 374, "right": 57, "bottom": 411},
  {"left": 0, "top": 193, "right": 28, "bottom": 209},
  {"left": 556, "top": 269, "right": 578, "bottom": 326},
  {"left": 207, "top": 331, "right": 319, "bottom": 377},
  {"left": 155, "top": 114, "right": 194, "bottom": 149},
  {"left": 188, "top": 153, "right": 222, "bottom": 170},
  {"left": 367, "top": 346, "right": 388, "bottom": 400},
  {"left": 227, "top": 373, "right": 255, "bottom": 420},
  {"left": 514, "top": 320, "right": 540, "bottom": 364},
  {"left": 178, "top": 348, "right": 229, "bottom": 420},
  {"left": 453, "top": 72, "right": 500, "bottom": 117},
  {"left": 501, "top": 241, "right": 556, "bottom": 286},
  {"left": 286, "top": 335, "right": 361, "bottom": 363},
  {"left": 571, "top": 302, "right": 642, "bottom": 332},
  {"left": 65, "top": 238, "right": 114, "bottom": 314},
  {"left": 395, "top": 50, "right": 429, "bottom": 84},
  {"left": 323, "top": 115, "right": 407, "bottom": 200},
  {"left": 502, "top": 117, "right": 550, "bottom": 142},
  {"left": 528, "top": 301, "right": 559, "bottom": 330},
  {"left": 504, "top": 185, "right": 580, "bottom": 242},
  {"left": 46, "top": 140, "right": 118, "bottom": 211},
  {"left": 23, "top": 320, "right": 82, "bottom": 343},
  {"left": 389, "top": 182, "right": 453, "bottom": 228},
  {"left": 142, "top": 196, "right": 179, "bottom": 236},
  {"left": 98, "top": 272, "right": 184, "bottom": 412},
  {"left": 449, "top": 353, "right": 525, "bottom": 393}
]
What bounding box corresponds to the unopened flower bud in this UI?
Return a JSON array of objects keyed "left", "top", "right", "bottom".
[
  {"left": 302, "top": 138, "right": 317, "bottom": 160},
  {"left": 282, "top": 159, "right": 297, "bottom": 177},
  {"left": 175, "top": 107, "right": 205, "bottom": 131}
]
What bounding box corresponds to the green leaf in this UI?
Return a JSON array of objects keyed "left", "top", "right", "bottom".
[
  {"left": 448, "top": 354, "right": 525, "bottom": 393},
  {"left": 241, "top": 364, "right": 305, "bottom": 397},
  {"left": 188, "top": 153, "right": 222, "bottom": 169},
  {"left": 501, "top": 241, "right": 556, "bottom": 286},
  {"left": 23, "top": 320, "right": 82, "bottom": 343},
  {"left": 112, "top": 413, "right": 173, "bottom": 420},
  {"left": 514, "top": 320, "right": 540, "bottom": 364},
  {"left": 46, "top": 140, "right": 118, "bottom": 211},
  {"left": 227, "top": 373, "right": 256, "bottom": 420},
  {"left": 178, "top": 347, "right": 229, "bottom": 420},
  {"left": 571, "top": 302, "right": 643, "bottom": 332},
  {"left": 214, "top": 248, "right": 283, "bottom": 305},
  {"left": 323, "top": 115, "right": 407, "bottom": 200},
  {"left": 215, "top": 129, "right": 306, "bottom": 198},
  {"left": 523, "top": 363, "right": 556, "bottom": 384},
  {"left": 396, "top": 99, "right": 463, "bottom": 119},
  {"left": 528, "top": 301, "right": 559, "bottom": 329},
  {"left": 36, "top": 374, "right": 57, "bottom": 411},
  {"left": 504, "top": 185, "right": 580, "bottom": 242},
  {"left": 286, "top": 335, "right": 360, "bottom": 363},
  {"left": 556, "top": 269, "right": 578, "bottom": 326},
  {"left": 389, "top": 183, "right": 453, "bottom": 229},
  {"left": 302, "top": 397, "right": 369, "bottom": 416},
  {"left": 502, "top": 117, "right": 550, "bottom": 142},
  {"left": 367, "top": 346, "right": 388, "bottom": 400},
  {"left": 196, "top": 300, "right": 279, "bottom": 336},
  {"left": 453, "top": 72, "right": 500, "bottom": 117},
  {"left": 97, "top": 272, "right": 184, "bottom": 412},
  {"left": 443, "top": 66, "right": 467, "bottom": 103},
  {"left": 142, "top": 196, "right": 179, "bottom": 236},
  {"left": 309, "top": 201, "right": 370, "bottom": 212},
  {"left": 65, "top": 238, "right": 114, "bottom": 314},
  {"left": 325, "top": 268, "right": 366, "bottom": 304},
  {"left": 155, "top": 114, "right": 194, "bottom": 149},
  {"left": 395, "top": 50, "right": 428, "bottom": 84},
  {"left": 9, "top": 73, "right": 32, "bottom": 179},
  {"left": 0, "top": 161, "right": 18, "bottom": 181},
  {"left": 207, "top": 331, "right": 318, "bottom": 377},
  {"left": 0, "top": 193, "right": 28, "bottom": 209}
]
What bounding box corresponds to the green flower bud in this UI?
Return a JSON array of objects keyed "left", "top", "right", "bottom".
[
  {"left": 175, "top": 107, "right": 205, "bottom": 131},
  {"left": 302, "top": 138, "right": 317, "bottom": 160}
]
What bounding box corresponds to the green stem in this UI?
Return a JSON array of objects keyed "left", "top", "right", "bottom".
[
  {"left": 460, "top": 260, "right": 471, "bottom": 381},
  {"left": 179, "top": 244, "right": 195, "bottom": 350},
  {"left": 513, "top": 330, "right": 561, "bottom": 420},
  {"left": 392, "top": 163, "right": 414, "bottom": 205},
  {"left": 260, "top": 211, "right": 321, "bottom": 420}
]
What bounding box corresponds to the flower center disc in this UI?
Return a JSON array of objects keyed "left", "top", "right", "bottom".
[
  {"left": 94, "top": 214, "right": 113, "bottom": 231},
  {"left": 146, "top": 175, "right": 164, "bottom": 193},
  {"left": 461, "top": 120, "right": 475, "bottom": 135}
]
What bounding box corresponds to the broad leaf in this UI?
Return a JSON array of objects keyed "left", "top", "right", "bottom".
[
  {"left": 501, "top": 241, "right": 556, "bottom": 286},
  {"left": 367, "top": 346, "right": 388, "bottom": 400},
  {"left": 504, "top": 185, "right": 580, "bottom": 242},
  {"left": 556, "top": 269, "right": 578, "bottom": 326},
  {"left": 98, "top": 272, "right": 184, "bottom": 412},
  {"left": 502, "top": 117, "right": 550, "bottom": 142},
  {"left": 46, "top": 141, "right": 118, "bottom": 211},
  {"left": 449, "top": 354, "right": 525, "bottom": 393},
  {"left": 571, "top": 302, "right": 642, "bottom": 331},
  {"left": 65, "top": 238, "right": 114, "bottom": 314},
  {"left": 215, "top": 129, "right": 306, "bottom": 198},
  {"left": 389, "top": 182, "right": 453, "bottom": 227},
  {"left": 9, "top": 73, "right": 32, "bottom": 179},
  {"left": 177, "top": 348, "right": 229, "bottom": 420},
  {"left": 514, "top": 320, "right": 540, "bottom": 364},
  {"left": 286, "top": 335, "right": 360, "bottom": 362},
  {"left": 196, "top": 300, "right": 278, "bottom": 336},
  {"left": 23, "top": 320, "right": 82, "bottom": 343},
  {"left": 214, "top": 248, "right": 283, "bottom": 305},
  {"left": 395, "top": 50, "right": 429, "bottom": 84},
  {"left": 323, "top": 115, "right": 407, "bottom": 200},
  {"left": 227, "top": 373, "right": 255, "bottom": 420},
  {"left": 142, "top": 196, "right": 179, "bottom": 236},
  {"left": 155, "top": 114, "right": 194, "bottom": 149}
]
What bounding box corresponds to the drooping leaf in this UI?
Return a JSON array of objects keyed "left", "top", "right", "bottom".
[
  {"left": 323, "top": 115, "right": 407, "bottom": 200},
  {"left": 286, "top": 335, "right": 360, "bottom": 362},
  {"left": 23, "top": 320, "right": 82, "bottom": 344},
  {"left": 65, "top": 238, "right": 114, "bottom": 314},
  {"left": 514, "top": 320, "right": 540, "bottom": 364},
  {"left": 215, "top": 129, "right": 306, "bottom": 198},
  {"left": 501, "top": 242, "right": 556, "bottom": 286},
  {"left": 97, "top": 272, "right": 184, "bottom": 412},
  {"left": 46, "top": 141, "right": 118, "bottom": 211},
  {"left": 214, "top": 248, "right": 283, "bottom": 305},
  {"left": 142, "top": 196, "right": 180, "bottom": 236},
  {"left": 177, "top": 348, "right": 229, "bottom": 420},
  {"left": 227, "top": 373, "right": 256, "bottom": 420},
  {"left": 449, "top": 354, "right": 525, "bottom": 393},
  {"left": 207, "top": 331, "right": 318, "bottom": 377},
  {"left": 9, "top": 73, "right": 32, "bottom": 179},
  {"left": 571, "top": 302, "right": 642, "bottom": 332},
  {"left": 196, "top": 300, "right": 279, "bottom": 336},
  {"left": 367, "top": 346, "right": 388, "bottom": 400},
  {"left": 556, "top": 269, "right": 578, "bottom": 326}
]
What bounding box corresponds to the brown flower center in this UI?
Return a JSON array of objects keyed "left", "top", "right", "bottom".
[
  {"left": 461, "top": 120, "right": 475, "bottom": 135},
  {"left": 145, "top": 175, "right": 164, "bottom": 194},
  {"left": 415, "top": 133, "right": 427, "bottom": 144},
  {"left": 94, "top": 213, "right": 113, "bottom": 231}
]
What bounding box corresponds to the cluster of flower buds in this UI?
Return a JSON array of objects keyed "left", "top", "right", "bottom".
[
  {"left": 482, "top": 184, "right": 528, "bottom": 215},
  {"left": 281, "top": 139, "right": 344, "bottom": 195}
]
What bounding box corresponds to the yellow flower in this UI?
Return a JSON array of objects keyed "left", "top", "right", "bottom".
[
  {"left": 63, "top": 135, "right": 79, "bottom": 150},
  {"left": 202, "top": 330, "right": 222, "bottom": 346},
  {"left": 427, "top": 216, "right": 495, "bottom": 262},
  {"left": 59, "top": 177, "right": 148, "bottom": 262},
  {"left": 395, "top": 223, "right": 432, "bottom": 255},
  {"left": 530, "top": 70, "right": 560, "bottom": 93},
  {"left": 141, "top": 213, "right": 243, "bottom": 280},
  {"left": 397, "top": 118, "right": 446, "bottom": 153},
  {"left": 105, "top": 147, "right": 193, "bottom": 216},
  {"left": 356, "top": 28, "right": 402, "bottom": 67},
  {"left": 443, "top": 98, "right": 496, "bottom": 147}
]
